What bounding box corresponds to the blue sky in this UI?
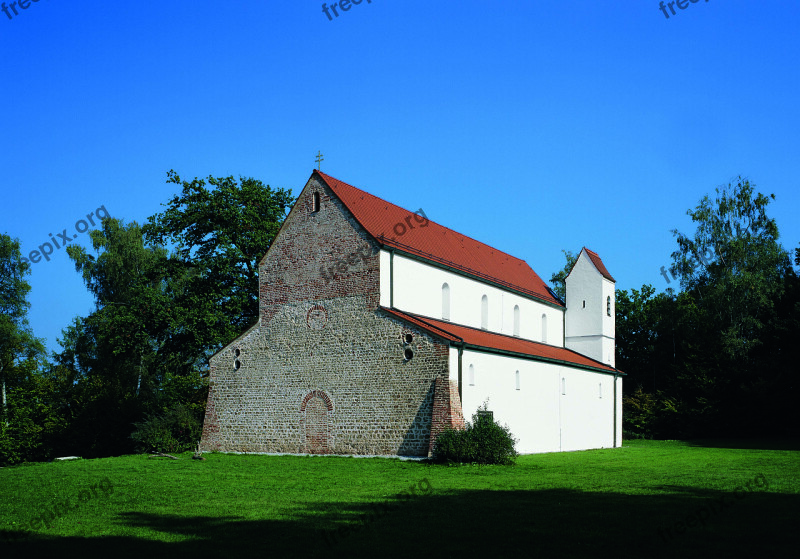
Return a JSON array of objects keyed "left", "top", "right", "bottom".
[{"left": 2, "top": 0, "right": 798, "bottom": 353}]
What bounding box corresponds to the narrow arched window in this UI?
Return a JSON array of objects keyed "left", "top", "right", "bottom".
[
  {"left": 312, "top": 192, "right": 320, "bottom": 212},
  {"left": 515, "top": 370, "right": 520, "bottom": 391},
  {"left": 468, "top": 364, "right": 475, "bottom": 386},
  {"left": 481, "top": 295, "right": 488, "bottom": 330},
  {"left": 541, "top": 314, "right": 547, "bottom": 343},
  {"left": 442, "top": 283, "right": 451, "bottom": 321},
  {"left": 607, "top": 296, "right": 611, "bottom": 317},
  {"left": 513, "top": 305, "right": 520, "bottom": 337}
]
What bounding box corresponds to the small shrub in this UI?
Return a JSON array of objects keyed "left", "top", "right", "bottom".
[
  {"left": 130, "top": 403, "right": 202, "bottom": 454},
  {"left": 431, "top": 428, "right": 472, "bottom": 463},
  {"left": 432, "top": 403, "right": 518, "bottom": 465}
]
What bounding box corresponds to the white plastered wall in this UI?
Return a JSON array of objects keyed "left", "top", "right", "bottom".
[
  {"left": 601, "top": 276, "right": 616, "bottom": 367},
  {"left": 380, "top": 251, "right": 564, "bottom": 347},
  {"left": 459, "top": 349, "right": 619, "bottom": 453},
  {"left": 448, "top": 346, "right": 460, "bottom": 382}
]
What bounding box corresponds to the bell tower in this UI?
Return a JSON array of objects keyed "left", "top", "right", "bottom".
[{"left": 564, "top": 247, "right": 615, "bottom": 367}]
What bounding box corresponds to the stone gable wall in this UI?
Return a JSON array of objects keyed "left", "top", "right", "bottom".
[
  {"left": 259, "top": 175, "right": 381, "bottom": 326},
  {"left": 200, "top": 175, "right": 454, "bottom": 456}
]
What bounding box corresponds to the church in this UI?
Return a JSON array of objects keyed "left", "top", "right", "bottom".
[{"left": 199, "top": 170, "right": 623, "bottom": 456}]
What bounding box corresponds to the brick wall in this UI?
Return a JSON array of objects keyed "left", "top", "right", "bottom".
[
  {"left": 428, "top": 377, "right": 466, "bottom": 456},
  {"left": 259, "top": 175, "right": 381, "bottom": 326},
  {"left": 200, "top": 175, "right": 452, "bottom": 456}
]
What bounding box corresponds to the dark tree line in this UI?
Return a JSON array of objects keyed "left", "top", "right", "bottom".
[{"left": 574, "top": 177, "right": 797, "bottom": 439}]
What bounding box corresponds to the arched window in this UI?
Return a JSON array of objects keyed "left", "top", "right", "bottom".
[
  {"left": 312, "top": 192, "right": 320, "bottom": 212},
  {"left": 442, "top": 283, "right": 450, "bottom": 321},
  {"left": 515, "top": 370, "right": 520, "bottom": 391},
  {"left": 513, "top": 305, "right": 520, "bottom": 337},
  {"left": 607, "top": 296, "right": 611, "bottom": 316},
  {"left": 468, "top": 364, "right": 475, "bottom": 386},
  {"left": 481, "top": 295, "right": 488, "bottom": 330},
  {"left": 541, "top": 313, "right": 547, "bottom": 343}
]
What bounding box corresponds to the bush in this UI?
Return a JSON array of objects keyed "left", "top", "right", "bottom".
[
  {"left": 0, "top": 415, "right": 46, "bottom": 466},
  {"left": 130, "top": 403, "right": 202, "bottom": 454},
  {"left": 623, "top": 386, "right": 659, "bottom": 438},
  {"left": 432, "top": 404, "right": 518, "bottom": 465},
  {"left": 431, "top": 428, "right": 472, "bottom": 463}
]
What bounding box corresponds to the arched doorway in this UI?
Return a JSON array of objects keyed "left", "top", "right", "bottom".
[{"left": 300, "top": 390, "right": 333, "bottom": 454}]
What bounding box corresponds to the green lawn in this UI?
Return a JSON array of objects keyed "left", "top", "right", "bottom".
[{"left": 1, "top": 440, "right": 798, "bottom": 558}]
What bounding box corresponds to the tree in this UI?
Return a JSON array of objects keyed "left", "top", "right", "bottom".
[
  {"left": 0, "top": 234, "right": 48, "bottom": 464},
  {"left": 142, "top": 170, "right": 294, "bottom": 350},
  {"left": 0, "top": 234, "right": 45, "bottom": 424},
  {"left": 665, "top": 177, "right": 794, "bottom": 436},
  {"left": 616, "top": 177, "right": 797, "bottom": 438},
  {"left": 60, "top": 216, "right": 216, "bottom": 456},
  {"left": 615, "top": 285, "right": 678, "bottom": 395},
  {"left": 670, "top": 176, "right": 790, "bottom": 361},
  {"left": 52, "top": 171, "right": 295, "bottom": 457},
  {"left": 548, "top": 249, "right": 577, "bottom": 302}
]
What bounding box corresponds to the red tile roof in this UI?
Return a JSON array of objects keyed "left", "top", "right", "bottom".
[
  {"left": 314, "top": 170, "right": 561, "bottom": 306},
  {"left": 584, "top": 247, "right": 615, "bottom": 282},
  {"left": 383, "top": 308, "right": 619, "bottom": 374}
]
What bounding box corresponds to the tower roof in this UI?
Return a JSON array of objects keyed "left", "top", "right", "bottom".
[
  {"left": 583, "top": 247, "right": 615, "bottom": 282},
  {"left": 314, "top": 170, "right": 561, "bottom": 306}
]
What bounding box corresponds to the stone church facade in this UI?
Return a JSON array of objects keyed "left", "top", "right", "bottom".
[{"left": 200, "top": 170, "right": 623, "bottom": 456}]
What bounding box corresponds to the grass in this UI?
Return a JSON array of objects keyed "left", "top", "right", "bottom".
[{"left": 1, "top": 440, "right": 798, "bottom": 558}]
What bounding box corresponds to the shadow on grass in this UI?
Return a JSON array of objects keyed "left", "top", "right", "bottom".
[{"left": 1, "top": 486, "right": 797, "bottom": 558}]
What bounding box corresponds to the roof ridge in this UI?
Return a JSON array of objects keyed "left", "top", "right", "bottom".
[
  {"left": 315, "top": 169, "right": 418, "bottom": 216},
  {"left": 315, "top": 170, "right": 527, "bottom": 265},
  {"left": 581, "top": 246, "right": 616, "bottom": 282}
]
